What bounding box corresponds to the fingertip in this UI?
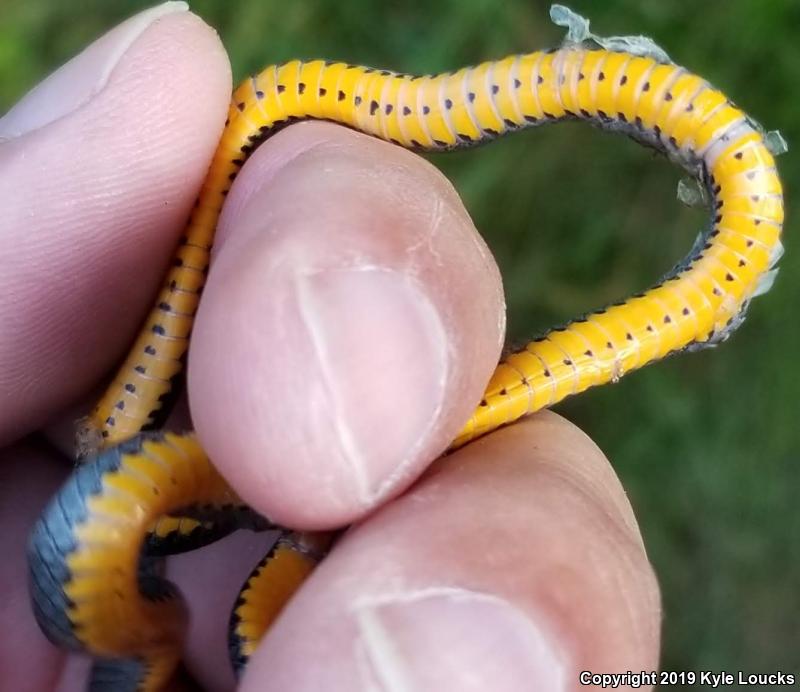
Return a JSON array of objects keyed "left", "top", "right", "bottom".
[
  {"left": 442, "top": 413, "right": 662, "bottom": 669},
  {"left": 0, "top": 6, "right": 231, "bottom": 443},
  {"left": 463, "top": 411, "right": 649, "bottom": 553},
  {"left": 239, "top": 412, "right": 660, "bottom": 691},
  {"left": 189, "top": 122, "right": 504, "bottom": 528}
]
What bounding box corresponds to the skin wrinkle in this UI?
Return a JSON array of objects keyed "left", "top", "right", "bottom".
[
  {"left": 294, "top": 265, "right": 449, "bottom": 505},
  {"left": 587, "top": 542, "right": 655, "bottom": 660},
  {"left": 350, "top": 587, "right": 569, "bottom": 692},
  {"left": 404, "top": 195, "right": 446, "bottom": 268},
  {"left": 529, "top": 454, "right": 659, "bottom": 668},
  {"left": 537, "top": 539, "right": 650, "bottom": 673},
  {"left": 354, "top": 606, "right": 418, "bottom": 692},
  {"left": 293, "top": 266, "right": 373, "bottom": 501},
  {"left": 388, "top": 157, "right": 488, "bottom": 283},
  {"left": 537, "top": 458, "right": 646, "bottom": 554},
  {"left": 606, "top": 543, "right": 661, "bottom": 656},
  {"left": 355, "top": 641, "right": 385, "bottom": 692},
  {"left": 198, "top": 242, "right": 322, "bottom": 484}
]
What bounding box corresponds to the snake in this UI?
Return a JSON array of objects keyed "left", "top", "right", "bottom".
[{"left": 27, "top": 5, "right": 785, "bottom": 691}]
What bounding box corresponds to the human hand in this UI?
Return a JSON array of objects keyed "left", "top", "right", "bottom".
[{"left": 0, "top": 4, "right": 660, "bottom": 691}]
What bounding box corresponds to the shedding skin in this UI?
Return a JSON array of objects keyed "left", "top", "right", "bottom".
[
  {"left": 79, "top": 50, "right": 782, "bottom": 454},
  {"left": 30, "top": 38, "right": 783, "bottom": 692}
]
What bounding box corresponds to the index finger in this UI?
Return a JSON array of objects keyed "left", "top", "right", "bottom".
[{"left": 189, "top": 121, "right": 506, "bottom": 528}]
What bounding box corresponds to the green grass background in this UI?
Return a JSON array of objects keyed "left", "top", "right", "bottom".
[{"left": 2, "top": 0, "right": 797, "bottom": 682}]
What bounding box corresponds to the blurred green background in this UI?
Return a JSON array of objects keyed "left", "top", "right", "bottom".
[{"left": 2, "top": 0, "right": 797, "bottom": 682}]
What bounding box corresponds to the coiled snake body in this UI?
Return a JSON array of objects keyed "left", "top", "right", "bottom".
[{"left": 28, "top": 6, "right": 785, "bottom": 691}]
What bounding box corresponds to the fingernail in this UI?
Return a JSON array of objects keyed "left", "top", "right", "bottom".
[
  {"left": 294, "top": 266, "right": 449, "bottom": 505},
  {"left": 0, "top": 1, "right": 188, "bottom": 139},
  {"left": 354, "top": 588, "right": 569, "bottom": 691}
]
